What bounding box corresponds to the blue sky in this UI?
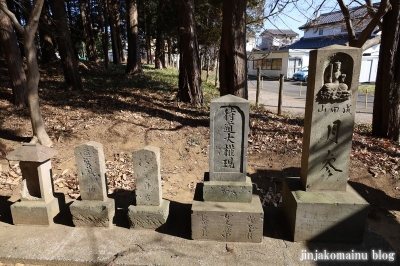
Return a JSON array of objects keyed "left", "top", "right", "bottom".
[{"left": 262, "top": 0, "right": 380, "bottom": 37}]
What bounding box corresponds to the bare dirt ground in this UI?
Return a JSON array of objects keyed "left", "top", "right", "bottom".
[{"left": 0, "top": 61, "right": 399, "bottom": 260}]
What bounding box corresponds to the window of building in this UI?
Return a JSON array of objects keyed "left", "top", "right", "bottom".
[
  {"left": 253, "top": 59, "right": 262, "bottom": 69},
  {"left": 253, "top": 58, "right": 282, "bottom": 70},
  {"left": 319, "top": 29, "right": 323, "bottom": 35},
  {"left": 271, "top": 59, "right": 282, "bottom": 70}
]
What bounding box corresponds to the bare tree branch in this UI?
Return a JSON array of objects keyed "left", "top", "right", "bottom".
[
  {"left": 356, "top": 0, "right": 391, "bottom": 47},
  {"left": 337, "top": 0, "right": 357, "bottom": 43},
  {"left": 361, "top": 34, "right": 381, "bottom": 50},
  {"left": 0, "top": 3, "right": 24, "bottom": 34}
]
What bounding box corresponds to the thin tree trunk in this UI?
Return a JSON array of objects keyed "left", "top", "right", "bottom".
[
  {"left": 112, "top": 0, "right": 124, "bottom": 62},
  {"left": 167, "top": 37, "right": 172, "bottom": 66},
  {"left": 126, "top": 0, "right": 142, "bottom": 75},
  {"left": 107, "top": 0, "right": 120, "bottom": 64},
  {"left": 98, "top": 0, "right": 109, "bottom": 69},
  {"left": 372, "top": 0, "right": 400, "bottom": 142},
  {"left": 0, "top": 0, "right": 53, "bottom": 146},
  {"left": 39, "top": 2, "right": 57, "bottom": 63},
  {"left": 0, "top": 0, "right": 28, "bottom": 107},
  {"left": 50, "top": 0, "right": 83, "bottom": 91},
  {"left": 6, "top": 0, "right": 24, "bottom": 55},
  {"left": 219, "top": 0, "right": 247, "bottom": 99},
  {"left": 177, "top": 0, "right": 203, "bottom": 106},
  {"left": 78, "top": 0, "right": 97, "bottom": 61}
]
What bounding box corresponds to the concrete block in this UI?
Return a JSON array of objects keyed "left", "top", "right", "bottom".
[
  {"left": 203, "top": 176, "right": 252, "bottom": 203},
  {"left": 70, "top": 198, "right": 115, "bottom": 228},
  {"left": 127, "top": 199, "right": 170, "bottom": 229},
  {"left": 10, "top": 196, "right": 60, "bottom": 226},
  {"left": 192, "top": 185, "right": 263, "bottom": 243},
  {"left": 209, "top": 95, "right": 249, "bottom": 182},
  {"left": 282, "top": 177, "right": 369, "bottom": 242}
]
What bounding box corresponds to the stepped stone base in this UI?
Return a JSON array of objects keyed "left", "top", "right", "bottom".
[
  {"left": 203, "top": 175, "right": 252, "bottom": 203},
  {"left": 11, "top": 196, "right": 60, "bottom": 226},
  {"left": 128, "top": 199, "right": 170, "bottom": 229},
  {"left": 191, "top": 184, "right": 263, "bottom": 243},
  {"left": 283, "top": 177, "right": 369, "bottom": 242},
  {"left": 70, "top": 198, "right": 115, "bottom": 228}
]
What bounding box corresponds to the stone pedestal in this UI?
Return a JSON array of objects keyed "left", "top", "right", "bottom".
[
  {"left": 283, "top": 177, "right": 369, "bottom": 242},
  {"left": 128, "top": 199, "right": 170, "bottom": 229},
  {"left": 70, "top": 198, "right": 115, "bottom": 228},
  {"left": 192, "top": 185, "right": 263, "bottom": 243},
  {"left": 10, "top": 196, "right": 60, "bottom": 226},
  {"left": 203, "top": 175, "right": 252, "bottom": 203}
]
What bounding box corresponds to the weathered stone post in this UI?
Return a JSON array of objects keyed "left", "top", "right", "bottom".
[
  {"left": 69, "top": 141, "right": 115, "bottom": 227},
  {"left": 6, "top": 143, "right": 60, "bottom": 226},
  {"left": 127, "top": 146, "right": 170, "bottom": 229},
  {"left": 191, "top": 94, "right": 264, "bottom": 243},
  {"left": 282, "top": 45, "right": 369, "bottom": 242}
]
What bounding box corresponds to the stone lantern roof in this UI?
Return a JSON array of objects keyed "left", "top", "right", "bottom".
[{"left": 6, "top": 143, "right": 58, "bottom": 162}]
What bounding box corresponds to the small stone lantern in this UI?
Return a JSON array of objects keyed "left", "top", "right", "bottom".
[{"left": 7, "top": 143, "right": 60, "bottom": 226}]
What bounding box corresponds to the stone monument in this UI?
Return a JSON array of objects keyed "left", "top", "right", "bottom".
[
  {"left": 282, "top": 45, "right": 370, "bottom": 242},
  {"left": 69, "top": 141, "right": 115, "bottom": 227},
  {"left": 127, "top": 146, "right": 170, "bottom": 229},
  {"left": 6, "top": 143, "right": 61, "bottom": 226},
  {"left": 191, "top": 94, "right": 264, "bottom": 243}
]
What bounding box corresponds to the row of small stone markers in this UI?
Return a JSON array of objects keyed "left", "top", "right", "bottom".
[
  {"left": 7, "top": 142, "right": 169, "bottom": 229},
  {"left": 6, "top": 45, "right": 369, "bottom": 244}
]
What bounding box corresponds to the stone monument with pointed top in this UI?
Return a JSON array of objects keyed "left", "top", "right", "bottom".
[
  {"left": 282, "top": 45, "right": 370, "bottom": 242},
  {"left": 191, "top": 94, "right": 264, "bottom": 243},
  {"left": 6, "top": 143, "right": 61, "bottom": 226},
  {"left": 69, "top": 141, "right": 115, "bottom": 227},
  {"left": 127, "top": 146, "right": 170, "bottom": 229}
]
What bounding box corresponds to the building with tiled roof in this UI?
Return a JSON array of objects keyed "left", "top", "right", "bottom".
[{"left": 260, "top": 29, "right": 299, "bottom": 50}]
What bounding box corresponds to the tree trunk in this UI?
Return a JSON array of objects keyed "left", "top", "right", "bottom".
[
  {"left": 6, "top": 0, "right": 24, "bottom": 55},
  {"left": 155, "top": 0, "right": 165, "bottom": 69},
  {"left": 372, "top": 0, "right": 400, "bottom": 142},
  {"left": 78, "top": 0, "right": 97, "bottom": 61},
  {"left": 126, "top": 0, "right": 142, "bottom": 75},
  {"left": 111, "top": 0, "right": 124, "bottom": 62},
  {"left": 219, "top": 0, "right": 247, "bottom": 99},
  {"left": 177, "top": 0, "right": 203, "bottom": 106},
  {"left": 39, "top": 2, "right": 57, "bottom": 63},
  {"left": 107, "top": 0, "right": 120, "bottom": 64},
  {"left": 50, "top": 0, "right": 83, "bottom": 91},
  {"left": 0, "top": 0, "right": 53, "bottom": 146},
  {"left": 167, "top": 37, "right": 172, "bottom": 66},
  {"left": 98, "top": 0, "right": 109, "bottom": 69},
  {"left": 0, "top": 0, "right": 28, "bottom": 107}
]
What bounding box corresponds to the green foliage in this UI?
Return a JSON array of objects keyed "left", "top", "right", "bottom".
[{"left": 358, "top": 84, "right": 375, "bottom": 93}]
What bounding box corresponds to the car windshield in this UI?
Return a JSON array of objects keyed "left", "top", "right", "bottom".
[{"left": 300, "top": 66, "right": 308, "bottom": 72}]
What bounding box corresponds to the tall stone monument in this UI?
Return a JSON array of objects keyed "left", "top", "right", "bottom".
[
  {"left": 127, "top": 146, "right": 170, "bottom": 229},
  {"left": 70, "top": 141, "right": 115, "bottom": 227},
  {"left": 6, "top": 143, "right": 60, "bottom": 226},
  {"left": 282, "top": 45, "right": 370, "bottom": 242},
  {"left": 191, "top": 94, "right": 264, "bottom": 243}
]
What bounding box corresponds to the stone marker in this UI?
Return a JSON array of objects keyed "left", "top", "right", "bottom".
[
  {"left": 191, "top": 94, "right": 264, "bottom": 243},
  {"left": 69, "top": 141, "right": 115, "bottom": 227},
  {"left": 282, "top": 45, "right": 369, "bottom": 242},
  {"left": 6, "top": 143, "right": 61, "bottom": 226},
  {"left": 128, "top": 146, "right": 170, "bottom": 229}
]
